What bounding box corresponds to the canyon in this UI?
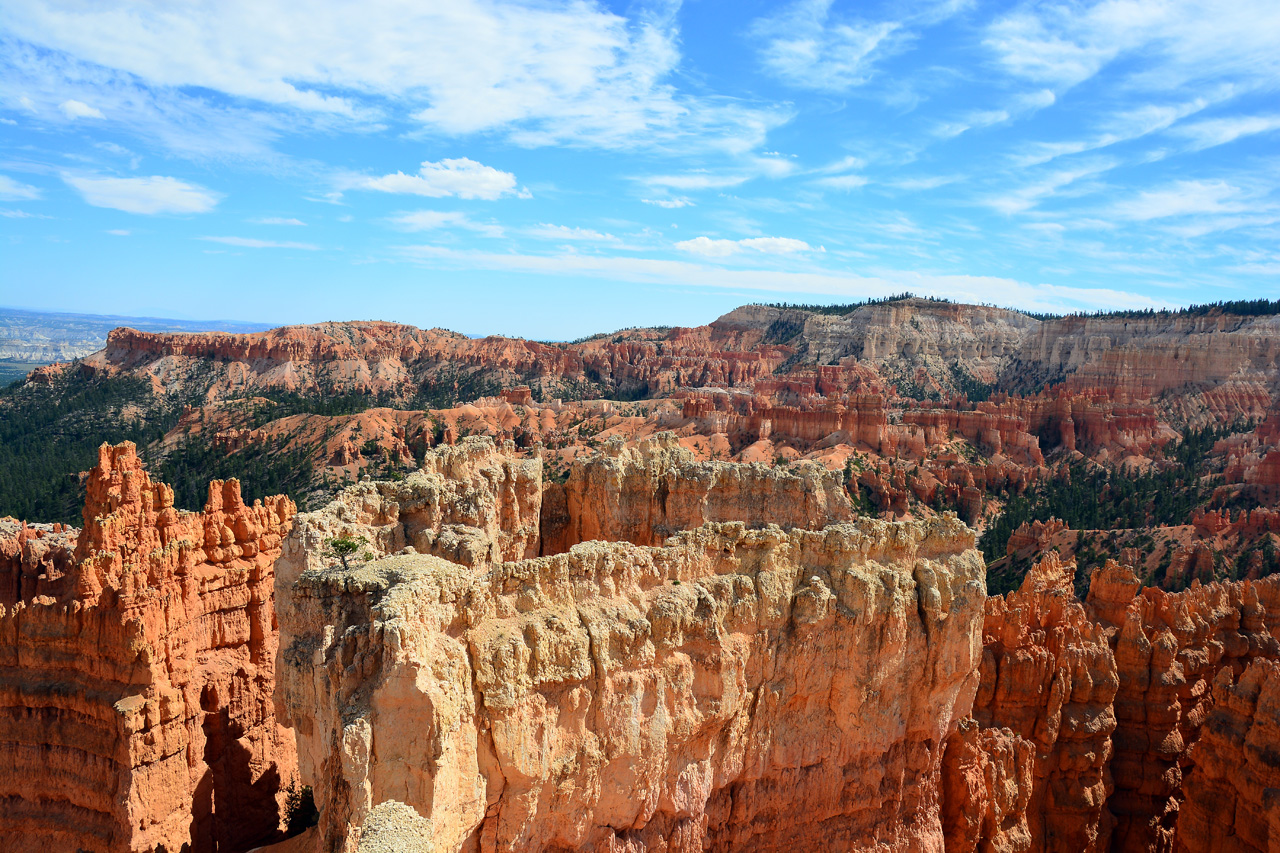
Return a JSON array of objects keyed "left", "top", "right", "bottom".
[{"left": 2, "top": 296, "right": 1280, "bottom": 851}]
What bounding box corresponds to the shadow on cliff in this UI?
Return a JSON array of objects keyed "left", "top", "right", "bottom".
[{"left": 178, "top": 685, "right": 284, "bottom": 853}]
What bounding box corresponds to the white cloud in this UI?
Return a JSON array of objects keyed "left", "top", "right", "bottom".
[
  {"left": 252, "top": 216, "right": 306, "bottom": 226},
  {"left": 387, "top": 210, "right": 503, "bottom": 237},
  {"left": 1012, "top": 99, "right": 1210, "bottom": 167},
  {"left": 105, "top": 228, "right": 129, "bottom": 235},
  {"left": 986, "top": 160, "right": 1118, "bottom": 215},
  {"left": 815, "top": 155, "right": 865, "bottom": 174},
  {"left": 63, "top": 174, "right": 220, "bottom": 214},
  {"left": 750, "top": 0, "right": 900, "bottom": 91},
  {"left": 891, "top": 175, "right": 959, "bottom": 191},
  {"left": 644, "top": 173, "right": 750, "bottom": 191},
  {"left": 814, "top": 174, "right": 868, "bottom": 191},
  {"left": 935, "top": 109, "right": 1009, "bottom": 139},
  {"left": 0, "top": 174, "right": 42, "bottom": 200},
  {"left": 0, "top": 1, "right": 782, "bottom": 152},
  {"left": 199, "top": 236, "right": 318, "bottom": 249},
  {"left": 526, "top": 224, "right": 618, "bottom": 242},
  {"left": 675, "top": 237, "right": 739, "bottom": 257},
  {"left": 1173, "top": 114, "right": 1280, "bottom": 151},
  {"left": 359, "top": 158, "right": 520, "bottom": 200},
  {"left": 986, "top": 0, "right": 1280, "bottom": 94},
  {"left": 1110, "top": 179, "right": 1252, "bottom": 220},
  {"left": 395, "top": 243, "right": 1170, "bottom": 315},
  {"left": 1, "top": 208, "right": 45, "bottom": 218},
  {"left": 58, "top": 98, "right": 102, "bottom": 119},
  {"left": 676, "top": 235, "right": 811, "bottom": 257},
  {"left": 642, "top": 197, "right": 692, "bottom": 208}
]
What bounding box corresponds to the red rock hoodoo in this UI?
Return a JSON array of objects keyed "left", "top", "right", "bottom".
[{"left": 0, "top": 442, "right": 298, "bottom": 853}]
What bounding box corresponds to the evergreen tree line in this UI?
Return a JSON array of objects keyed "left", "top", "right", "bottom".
[
  {"left": 0, "top": 374, "right": 180, "bottom": 524},
  {"left": 978, "top": 423, "right": 1239, "bottom": 572}
]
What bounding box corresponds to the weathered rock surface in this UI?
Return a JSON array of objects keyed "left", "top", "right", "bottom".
[
  {"left": 941, "top": 718, "right": 1036, "bottom": 853},
  {"left": 547, "top": 432, "right": 854, "bottom": 552},
  {"left": 1174, "top": 658, "right": 1280, "bottom": 853},
  {"left": 1085, "top": 564, "right": 1280, "bottom": 853},
  {"left": 0, "top": 442, "right": 298, "bottom": 853},
  {"left": 276, "top": 512, "right": 987, "bottom": 852},
  {"left": 974, "top": 553, "right": 1119, "bottom": 852}
]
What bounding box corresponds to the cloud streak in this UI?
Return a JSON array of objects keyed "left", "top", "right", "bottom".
[{"left": 63, "top": 174, "right": 220, "bottom": 214}]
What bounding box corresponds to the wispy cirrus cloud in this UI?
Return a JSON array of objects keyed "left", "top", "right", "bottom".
[
  {"left": 387, "top": 210, "right": 503, "bottom": 237},
  {"left": 62, "top": 173, "right": 220, "bottom": 214},
  {"left": 1110, "top": 179, "right": 1258, "bottom": 221},
  {"left": 0, "top": 0, "right": 784, "bottom": 154},
  {"left": 526, "top": 223, "right": 619, "bottom": 243},
  {"left": 675, "top": 235, "right": 813, "bottom": 257},
  {"left": 251, "top": 216, "right": 306, "bottom": 226},
  {"left": 199, "top": 236, "right": 318, "bottom": 249},
  {"left": 986, "top": 0, "right": 1280, "bottom": 94},
  {"left": 0, "top": 174, "right": 42, "bottom": 200},
  {"left": 749, "top": 0, "right": 901, "bottom": 91},
  {"left": 1172, "top": 114, "right": 1280, "bottom": 151},
  {"left": 396, "top": 242, "right": 1169, "bottom": 316},
  {"left": 642, "top": 197, "right": 692, "bottom": 209}
]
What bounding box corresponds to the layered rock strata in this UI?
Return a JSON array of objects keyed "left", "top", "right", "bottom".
[
  {"left": 545, "top": 432, "right": 854, "bottom": 552},
  {"left": 0, "top": 442, "right": 298, "bottom": 853},
  {"left": 276, "top": 513, "right": 987, "bottom": 852}
]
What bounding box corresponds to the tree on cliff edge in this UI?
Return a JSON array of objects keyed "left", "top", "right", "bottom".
[{"left": 324, "top": 534, "right": 369, "bottom": 570}]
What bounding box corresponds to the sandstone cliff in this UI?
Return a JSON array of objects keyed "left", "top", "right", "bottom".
[
  {"left": 973, "top": 553, "right": 1119, "bottom": 852},
  {"left": 1086, "top": 564, "right": 1280, "bottom": 853},
  {"left": 1174, "top": 658, "right": 1280, "bottom": 853},
  {"left": 276, "top": 515, "right": 987, "bottom": 852},
  {"left": 546, "top": 432, "right": 854, "bottom": 553},
  {"left": 0, "top": 442, "right": 298, "bottom": 853}
]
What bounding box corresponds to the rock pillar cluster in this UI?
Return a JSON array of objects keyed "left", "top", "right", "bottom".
[{"left": 0, "top": 442, "right": 298, "bottom": 853}]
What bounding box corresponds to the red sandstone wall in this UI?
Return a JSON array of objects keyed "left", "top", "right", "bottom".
[{"left": 0, "top": 442, "right": 298, "bottom": 853}]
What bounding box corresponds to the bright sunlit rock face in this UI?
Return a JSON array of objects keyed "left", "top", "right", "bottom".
[
  {"left": 278, "top": 494, "right": 987, "bottom": 852},
  {"left": 0, "top": 442, "right": 298, "bottom": 853}
]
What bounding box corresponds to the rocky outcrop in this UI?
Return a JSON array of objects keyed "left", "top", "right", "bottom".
[
  {"left": 278, "top": 436, "right": 543, "bottom": 583},
  {"left": 974, "top": 553, "right": 1119, "bottom": 852},
  {"left": 941, "top": 718, "right": 1036, "bottom": 853},
  {"left": 0, "top": 442, "right": 298, "bottom": 853},
  {"left": 1007, "top": 313, "right": 1280, "bottom": 421},
  {"left": 0, "top": 517, "right": 77, "bottom": 605},
  {"left": 546, "top": 432, "right": 854, "bottom": 553},
  {"left": 1175, "top": 658, "right": 1280, "bottom": 853},
  {"left": 1086, "top": 563, "right": 1280, "bottom": 853},
  {"left": 716, "top": 298, "right": 1038, "bottom": 391},
  {"left": 276, "top": 512, "right": 987, "bottom": 852}
]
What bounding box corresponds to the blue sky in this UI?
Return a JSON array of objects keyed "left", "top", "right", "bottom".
[{"left": 2, "top": 0, "right": 1278, "bottom": 339}]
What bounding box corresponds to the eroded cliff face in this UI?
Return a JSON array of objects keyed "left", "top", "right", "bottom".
[
  {"left": 1086, "top": 564, "right": 1280, "bottom": 853},
  {"left": 276, "top": 516, "right": 987, "bottom": 853},
  {"left": 0, "top": 442, "right": 298, "bottom": 853},
  {"left": 1006, "top": 313, "right": 1280, "bottom": 423},
  {"left": 972, "top": 554, "right": 1119, "bottom": 853},
  {"left": 546, "top": 432, "right": 854, "bottom": 553},
  {"left": 1175, "top": 658, "right": 1280, "bottom": 853},
  {"left": 266, "top": 431, "right": 1280, "bottom": 853}
]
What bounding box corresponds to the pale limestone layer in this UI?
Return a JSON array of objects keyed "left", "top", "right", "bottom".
[
  {"left": 548, "top": 432, "right": 854, "bottom": 552},
  {"left": 277, "top": 516, "right": 986, "bottom": 853}
]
